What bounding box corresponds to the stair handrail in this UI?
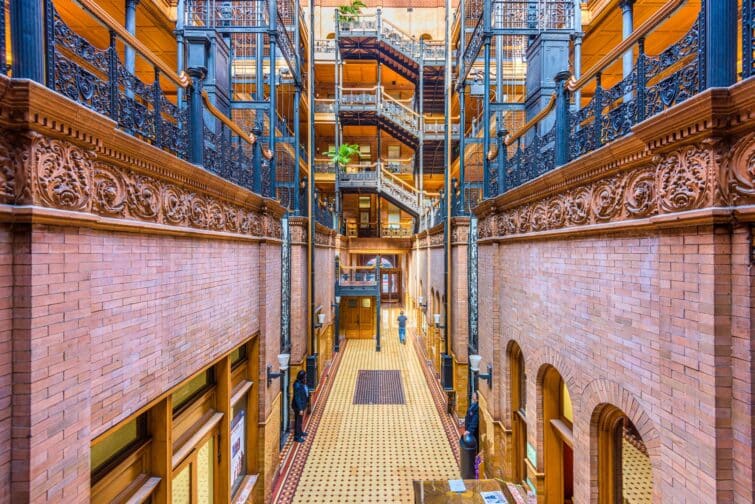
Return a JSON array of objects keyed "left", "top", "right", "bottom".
[
  {"left": 381, "top": 89, "right": 420, "bottom": 118},
  {"left": 380, "top": 165, "right": 420, "bottom": 194}
]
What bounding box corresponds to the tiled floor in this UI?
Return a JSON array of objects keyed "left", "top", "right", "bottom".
[{"left": 290, "top": 307, "right": 459, "bottom": 504}]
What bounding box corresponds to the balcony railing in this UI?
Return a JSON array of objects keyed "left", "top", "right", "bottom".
[
  {"left": 337, "top": 11, "right": 445, "bottom": 64},
  {"left": 1, "top": 0, "right": 277, "bottom": 199},
  {"left": 501, "top": 0, "right": 755, "bottom": 192},
  {"left": 490, "top": 0, "right": 574, "bottom": 32}
]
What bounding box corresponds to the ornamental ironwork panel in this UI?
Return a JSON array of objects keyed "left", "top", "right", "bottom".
[
  {"left": 280, "top": 216, "right": 291, "bottom": 351},
  {"left": 184, "top": 0, "right": 269, "bottom": 28},
  {"left": 203, "top": 124, "right": 255, "bottom": 191},
  {"left": 0, "top": 0, "right": 6, "bottom": 75},
  {"left": 468, "top": 217, "right": 478, "bottom": 353},
  {"left": 745, "top": 0, "right": 755, "bottom": 78}
]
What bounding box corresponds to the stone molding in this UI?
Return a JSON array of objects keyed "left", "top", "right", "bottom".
[
  {"left": 0, "top": 77, "right": 285, "bottom": 239},
  {"left": 475, "top": 80, "right": 755, "bottom": 241}
]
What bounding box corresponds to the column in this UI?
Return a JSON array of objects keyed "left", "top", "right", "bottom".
[
  {"left": 10, "top": 0, "right": 45, "bottom": 82},
  {"left": 125, "top": 0, "right": 140, "bottom": 76},
  {"left": 619, "top": 0, "right": 634, "bottom": 80}
]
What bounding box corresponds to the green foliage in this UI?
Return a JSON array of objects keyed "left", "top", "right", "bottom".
[
  {"left": 324, "top": 143, "right": 361, "bottom": 168},
  {"left": 337, "top": 0, "right": 366, "bottom": 23}
]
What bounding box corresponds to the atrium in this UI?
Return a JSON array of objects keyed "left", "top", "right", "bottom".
[{"left": 0, "top": 0, "right": 753, "bottom": 502}]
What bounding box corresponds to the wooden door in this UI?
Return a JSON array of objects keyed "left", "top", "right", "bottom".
[{"left": 359, "top": 298, "right": 375, "bottom": 338}]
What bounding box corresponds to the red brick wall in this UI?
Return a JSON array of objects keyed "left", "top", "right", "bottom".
[
  {"left": 6, "top": 223, "right": 281, "bottom": 502},
  {"left": 0, "top": 225, "right": 12, "bottom": 502},
  {"left": 477, "top": 224, "right": 753, "bottom": 502}
]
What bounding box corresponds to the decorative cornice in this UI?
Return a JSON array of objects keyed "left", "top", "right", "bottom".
[
  {"left": 477, "top": 135, "right": 755, "bottom": 241},
  {"left": 0, "top": 76, "right": 286, "bottom": 240},
  {"left": 475, "top": 80, "right": 755, "bottom": 241}
]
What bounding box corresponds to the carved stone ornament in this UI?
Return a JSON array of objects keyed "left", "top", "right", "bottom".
[
  {"left": 722, "top": 132, "right": 755, "bottom": 204},
  {"left": 479, "top": 141, "right": 729, "bottom": 239},
  {"left": 32, "top": 134, "right": 92, "bottom": 211},
  {"left": 0, "top": 130, "right": 15, "bottom": 204}
]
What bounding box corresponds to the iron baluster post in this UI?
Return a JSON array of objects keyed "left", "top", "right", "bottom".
[
  {"left": 44, "top": 0, "right": 55, "bottom": 86},
  {"left": 125, "top": 0, "right": 139, "bottom": 77},
  {"left": 744, "top": 0, "right": 754, "bottom": 78},
  {"left": 554, "top": 71, "right": 571, "bottom": 167},
  {"left": 108, "top": 30, "right": 118, "bottom": 120},
  {"left": 703, "top": 0, "right": 737, "bottom": 88},
  {"left": 482, "top": 38, "right": 491, "bottom": 198},
  {"left": 635, "top": 37, "right": 646, "bottom": 123},
  {"left": 269, "top": 0, "right": 278, "bottom": 200},
  {"left": 153, "top": 68, "right": 162, "bottom": 149},
  {"left": 497, "top": 129, "right": 507, "bottom": 194},
  {"left": 11, "top": 0, "right": 46, "bottom": 82},
  {"left": 176, "top": 0, "right": 185, "bottom": 107},
  {"left": 187, "top": 66, "right": 207, "bottom": 166},
  {"left": 458, "top": 84, "right": 466, "bottom": 213},
  {"left": 253, "top": 2, "right": 264, "bottom": 194},
  {"left": 294, "top": 83, "right": 301, "bottom": 213},
  {"left": 376, "top": 259, "right": 381, "bottom": 352},
  {"left": 593, "top": 72, "right": 603, "bottom": 150}
]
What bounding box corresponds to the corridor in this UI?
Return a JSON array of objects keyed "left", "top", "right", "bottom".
[{"left": 289, "top": 308, "right": 459, "bottom": 503}]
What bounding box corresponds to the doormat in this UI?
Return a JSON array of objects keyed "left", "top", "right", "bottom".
[{"left": 353, "top": 370, "right": 405, "bottom": 404}]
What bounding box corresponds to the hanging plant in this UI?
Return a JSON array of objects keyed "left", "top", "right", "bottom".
[
  {"left": 324, "top": 143, "right": 361, "bottom": 169},
  {"left": 337, "top": 0, "right": 366, "bottom": 24}
]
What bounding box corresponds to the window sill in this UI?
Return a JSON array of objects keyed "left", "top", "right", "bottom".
[
  {"left": 123, "top": 475, "right": 161, "bottom": 504},
  {"left": 232, "top": 474, "right": 260, "bottom": 504},
  {"left": 172, "top": 411, "right": 224, "bottom": 469}
]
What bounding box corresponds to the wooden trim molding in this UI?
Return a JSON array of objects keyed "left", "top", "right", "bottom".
[{"left": 171, "top": 412, "right": 224, "bottom": 469}]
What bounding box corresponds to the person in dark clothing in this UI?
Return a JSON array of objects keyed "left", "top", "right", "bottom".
[
  {"left": 292, "top": 370, "right": 309, "bottom": 442},
  {"left": 464, "top": 392, "right": 480, "bottom": 451}
]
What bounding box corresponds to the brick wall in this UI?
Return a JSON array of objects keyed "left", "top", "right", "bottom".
[
  {"left": 0, "top": 225, "right": 12, "bottom": 502},
  {"left": 5, "top": 223, "right": 281, "bottom": 502},
  {"left": 477, "top": 224, "right": 753, "bottom": 502}
]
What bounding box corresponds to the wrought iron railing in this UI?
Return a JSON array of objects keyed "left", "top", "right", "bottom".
[
  {"left": 744, "top": 0, "right": 755, "bottom": 79},
  {"left": 0, "top": 0, "right": 281, "bottom": 199},
  {"left": 382, "top": 157, "right": 414, "bottom": 174},
  {"left": 490, "top": 0, "right": 574, "bottom": 31},
  {"left": 184, "top": 0, "right": 269, "bottom": 28},
  {"left": 381, "top": 226, "right": 413, "bottom": 238},
  {"left": 337, "top": 11, "right": 446, "bottom": 65},
  {"left": 501, "top": 1, "right": 753, "bottom": 194},
  {"left": 314, "top": 158, "right": 336, "bottom": 173},
  {"left": 338, "top": 265, "right": 378, "bottom": 287},
  {"left": 314, "top": 199, "right": 336, "bottom": 229},
  {"left": 50, "top": 1, "right": 188, "bottom": 157}
]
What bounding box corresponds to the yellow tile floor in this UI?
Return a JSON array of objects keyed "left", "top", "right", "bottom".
[{"left": 291, "top": 308, "right": 459, "bottom": 503}]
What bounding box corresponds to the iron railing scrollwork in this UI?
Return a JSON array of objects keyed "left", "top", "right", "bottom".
[{"left": 745, "top": 0, "right": 755, "bottom": 78}]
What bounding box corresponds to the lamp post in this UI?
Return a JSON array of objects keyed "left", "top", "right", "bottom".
[{"left": 332, "top": 295, "right": 341, "bottom": 352}]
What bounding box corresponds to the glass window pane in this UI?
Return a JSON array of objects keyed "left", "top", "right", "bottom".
[
  {"left": 197, "top": 436, "right": 214, "bottom": 504},
  {"left": 173, "top": 370, "right": 212, "bottom": 414},
  {"left": 172, "top": 465, "right": 191, "bottom": 504},
  {"left": 561, "top": 381, "right": 573, "bottom": 423},
  {"left": 91, "top": 414, "right": 146, "bottom": 475},
  {"left": 231, "top": 399, "right": 248, "bottom": 493},
  {"left": 230, "top": 346, "right": 247, "bottom": 368}
]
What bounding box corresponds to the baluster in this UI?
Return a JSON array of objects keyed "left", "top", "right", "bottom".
[
  {"left": 153, "top": 68, "right": 162, "bottom": 148},
  {"left": 44, "top": 0, "right": 55, "bottom": 86},
  {"left": 108, "top": 30, "right": 118, "bottom": 121},
  {"left": 593, "top": 72, "right": 603, "bottom": 149},
  {"left": 554, "top": 71, "right": 571, "bottom": 167},
  {"left": 635, "top": 37, "right": 646, "bottom": 123}
]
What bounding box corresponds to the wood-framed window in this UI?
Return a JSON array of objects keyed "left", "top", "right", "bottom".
[
  {"left": 542, "top": 367, "right": 574, "bottom": 503},
  {"left": 509, "top": 343, "right": 527, "bottom": 484}
]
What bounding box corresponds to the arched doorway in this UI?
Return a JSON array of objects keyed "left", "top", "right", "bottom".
[
  {"left": 508, "top": 342, "right": 527, "bottom": 484},
  {"left": 541, "top": 366, "right": 573, "bottom": 503},
  {"left": 596, "top": 405, "right": 652, "bottom": 503}
]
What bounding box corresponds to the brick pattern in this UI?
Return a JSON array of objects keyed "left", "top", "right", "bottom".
[
  {"left": 476, "top": 224, "right": 753, "bottom": 503},
  {"left": 0, "top": 226, "right": 12, "bottom": 502}
]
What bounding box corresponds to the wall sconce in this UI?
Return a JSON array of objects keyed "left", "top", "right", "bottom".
[
  {"left": 332, "top": 295, "right": 341, "bottom": 309},
  {"left": 418, "top": 296, "right": 427, "bottom": 310},
  {"left": 314, "top": 312, "right": 326, "bottom": 328},
  {"left": 300, "top": 177, "right": 307, "bottom": 190},
  {"left": 469, "top": 354, "right": 493, "bottom": 388},
  {"left": 433, "top": 313, "right": 445, "bottom": 329},
  {"left": 267, "top": 353, "right": 290, "bottom": 387}
]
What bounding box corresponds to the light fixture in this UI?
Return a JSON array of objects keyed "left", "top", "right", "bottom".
[
  {"left": 332, "top": 295, "right": 341, "bottom": 309},
  {"left": 267, "top": 353, "right": 291, "bottom": 387},
  {"left": 433, "top": 313, "right": 445, "bottom": 329},
  {"left": 469, "top": 353, "right": 493, "bottom": 388},
  {"left": 314, "top": 312, "right": 326, "bottom": 328},
  {"left": 418, "top": 296, "right": 427, "bottom": 310}
]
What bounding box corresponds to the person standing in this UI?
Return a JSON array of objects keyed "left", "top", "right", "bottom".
[
  {"left": 292, "top": 370, "right": 309, "bottom": 442},
  {"left": 397, "top": 310, "right": 408, "bottom": 344},
  {"left": 464, "top": 391, "right": 480, "bottom": 451}
]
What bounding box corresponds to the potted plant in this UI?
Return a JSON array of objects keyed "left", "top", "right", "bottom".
[
  {"left": 338, "top": 0, "right": 366, "bottom": 26},
  {"left": 324, "top": 143, "right": 361, "bottom": 172}
]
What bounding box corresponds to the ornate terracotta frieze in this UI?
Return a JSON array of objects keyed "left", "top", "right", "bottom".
[
  {"left": 477, "top": 137, "right": 754, "bottom": 240},
  {"left": 1, "top": 130, "right": 283, "bottom": 240}
]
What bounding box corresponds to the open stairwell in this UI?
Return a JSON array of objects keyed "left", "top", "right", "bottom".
[{"left": 339, "top": 164, "right": 426, "bottom": 217}]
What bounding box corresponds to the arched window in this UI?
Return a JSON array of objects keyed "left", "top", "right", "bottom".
[
  {"left": 541, "top": 366, "right": 573, "bottom": 503},
  {"left": 596, "top": 405, "right": 652, "bottom": 503},
  {"left": 509, "top": 342, "right": 527, "bottom": 483}
]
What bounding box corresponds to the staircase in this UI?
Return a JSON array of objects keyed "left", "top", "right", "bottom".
[
  {"left": 338, "top": 87, "right": 458, "bottom": 174},
  {"left": 338, "top": 164, "right": 422, "bottom": 216},
  {"left": 337, "top": 14, "right": 447, "bottom": 114}
]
